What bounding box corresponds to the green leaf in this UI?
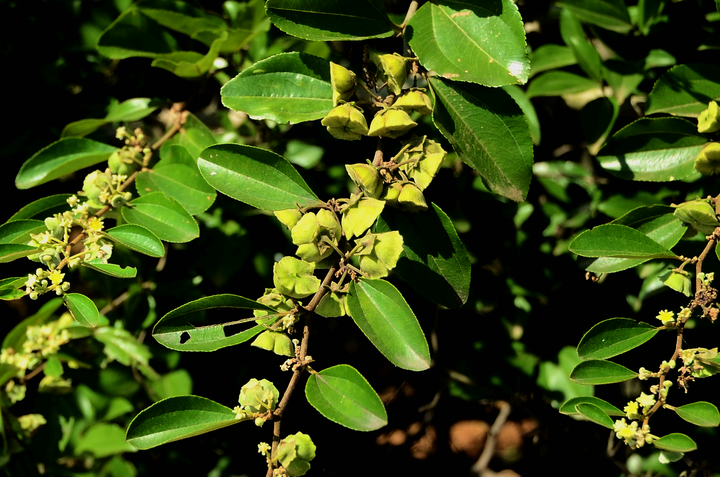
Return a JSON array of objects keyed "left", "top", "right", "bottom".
[
  {"left": 265, "top": 0, "right": 394, "bottom": 41},
  {"left": 97, "top": 9, "right": 178, "bottom": 59},
  {"left": 407, "top": 0, "right": 529, "bottom": 86},
  {"left": 597, "top": 117, "right": 706, "bottom": 181},
  {"left": 577, "top": 318, "right": 658, "bottom": 360},
  {"left": 136, "top": 163, "right": 216, "bottom": 215},
  {"left": 61, "top": 119, "right": 112, "bottom": 139},
  {"left": 575, "top": 403, "right": 615, "bottom": 429},
  {"left": 430, "top": 77, "right": 533, "bottom": 202},
  {"left": 654, "top": 433, "right": 697, "bottom": 453},
  {"left": 152, "top": 294, "right": 278, "bottom": 352},
  {"left": 175, "top": 113, "right": 216, "bottom": 160},
  {"left": 81, "top": 260, "right": 138, "bottom": 279},
  {"left": 3, "top": 298, "right": 63, "bottom": 350},
  {"left": 526, "top": 71, "right": 600, "bottom": 98},
  {"left": 646, "top": 64, "right": 720, "bottom": 117},
  {"left": 0, "top": 220, "right": 46, "bottom": 244},
  {"left": 560, "top": 9, "right": 602, "bottom": 83},
  {"left": 570, "top": 360, "right": 638, "bottom": 385},
  {"left": 529, "top": 44, "right": 577, "bottom": 78},
  {"left": 0, "top": 244, "right": 38, "bottom": 264},
  {"left": 346, "top": 279, "right": 430, "bottom": 371},
  {"left": 580, "top": 96, "right": 618, "bottom": 156},
  {"left": 587, "top": 206, "right": 687, "bottom": 273},
  {"left": 305, "top": 364, "right": 387, "bottom": 431},
  {"left": 15, "top": 138, "right": 118, "bottom": 189},
  {"left": 0, "top": 277, "right": 28, "bottom": 301},
  {"left": 557, "top": 0, "right": 632, "bottom": 33},
  {"left": 197, "top": 144, "right": 322, "bottom": 210},
  {"left": 95, "top": 327, "right": 151, "bottom": 368},
  {"left": 62, "top": 98, "right": 160, "bottom": 138},
  {"left": 126, "top": 395, "right": 240, "bottom": 450},
  {"left": 139, "top": 0, "right": 226, "bottom": 39},
  {"left": 675, "top": 402, "right": 720, "bottom": 427},
  {"left": 65, "top": 293, "right": 100, "bottom": 328},
  {"left": 106, "top": 224, "right": 165, "bottom": 258},
  {"left": 150, "top": 369, "right": 193, "bottom": 401},
  {"left": 221, "top": 52, "right": 333, "bottom": 124},
  {"left": 151, "top": 34, "right": 226, "bottom": 78},
  {"left": 121, "top": 192, "right": 200, "bottom": 243},
  {"left": 559, "top": 396, "right": 624, "bottom": 416},
  {"left": 375, "top": 203, "right": 470, "bottom": 308},
  {"left": 76, "top": 423, "right": 137, "bottom": 457},
  {"left": 503, "top": 85, "right": 541, "bottom": 145},
  {"left": 7, "top": 194, "right": 73, "bottom": 221},
  {"left": 569, "top": 224, "right": 677, "bottom": 259}
]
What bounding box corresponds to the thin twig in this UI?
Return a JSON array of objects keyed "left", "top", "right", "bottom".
[{"left": 471, "top": 401, "right": 511, "bottom": 476}]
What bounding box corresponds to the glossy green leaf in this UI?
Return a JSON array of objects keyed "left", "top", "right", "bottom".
[
  {"left": 0, "top": 220, "right": 46, "bottom": 244},
  {"left": 654, "top": 433, "right": 697, "bottom": 453},
  {"left": 587, "top": 206, "right": 687, "bottom": 273},
  {"left": 151, "top": 34, "right": 226, "bottom": 78},
  {"left": 97, "top": 9, "right": 178, "bottom": 59},
  {"left": 76, "top": 423, "right": 136, "bottom": 457},
  {"left": 150, "top": 369, "right": 193, "bottom": 401},
  {"left": 529, "top": 44, "right": 577, "bottom": 78},
  {"left": 675, "top": 402, "right": 720, "bottom": 427},
  {"left": 265, "top": 0, "right": 393, "bottom": 41},
  {"left": 560, "top": 9, "right": 602, "bottom": 83},
  {"left": 346, "top": 279, "right": 430, "bottom": 371},
  {"left": 575, "top": 403, "right": 614, "bottom": 429},
  {"left": 646, "top": 64, "right": 720, "bottom": 117},
  {"left": 152, "top": 294, "right": 278, "bottom": 352},
  {"left": 126, "top": 395, "right": 241, "bottom": 450},
  {"left": 577, "top": 318, "right": 658, "bottom": 360},
  {"left": 7, "top": 194, "right": 73, "bottom": 222},
  {"left": 559, "top": 396, "right": 624, "bottom": 416},
  {"left": 408, "top": 0, "right": 528, "bottom": 86},
  {"left": 0, "top": 244, "right": 37, "bottom": 263},
  {"left": 81, "top": 260, "right": 138, "bottom": 279},
  {"left": 557, "top": 0, "right": 632, "bottom": 33},
  {"left": 570, "top": 224, "right": 677, "bottom": 260},
  {"left": 16, "top": 138, "right": 117, "bottom": 190},
  {"left": 175, "top": 113, "right": 216, "bottom": 160},
  {"left": 62, "top": 98, "right": 160, "bottom": 138},
  {"left": 375, "top": 203, "right": 470, "bottom": 309},
  {"left": 503, "top": 85, "right": 541, "bottom": 145},
  {"left": 305, "top": 364, "right": 387, "bottom": 431},
  {"left": 430, "top": 77, "right": 533, "bottom": 202},
  {"left": 580, "top": 96, "right": 618, "bottom": 155},
  {"left": 136, "top": 163, "right": 216, "bottom": 215},
  {"left": 139, "top": 0, "right": 226, "bottom": 39},
  {"left": 569, "top": 360, "right": 638, "bottom": 385},
  {"left": 61, "top": 119, "right": 111, "bottom": 139},
  {"left": 106, "top": 224, "right": 165, "bottom": 258},
  {"left": 121, "top": 192, "right": 200, "bottom": 243},
  {"left": 602, "top": 59, "right": 643, "bottom": 106},
  {"left": 0, "top": 277, "right": 28, "bottom": 301},
  {"left": 65, "top": 293, "right": 100, "bottom": 328},
  {"left": 221, "top": 52, "right": 333, "bottom": 124},
  {"left": 95, "top": 327, "right": 152, "bottom": 368},
  {"left": 526, "top": 71, "right": 600, "bottom": 98},
  {"left": 197, "top": 144, "right": 322, "bottom": 210},
  {"left": 597, "top": 118, "right": 706, "bottom": 181}
]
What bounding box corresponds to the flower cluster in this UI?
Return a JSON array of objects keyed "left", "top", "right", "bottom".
[{"left": 613, "top": 418, "right": 652, "bottom": 448}]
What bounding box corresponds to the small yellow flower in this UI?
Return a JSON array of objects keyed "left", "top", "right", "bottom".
[
  {"left": 48, "top": 270, "right": 64, "bottom": 286},
  {"left": 25, "top": 274, "right": 37, "bottom": 290},
  {"left": 678, "top": 307, "right": 692, "bottom": 320},
  {"left": 636, "top": 392, "right": 656, "bottom": 409},
  {"left": 66, "top": 195, "right": 78, "bottom": 207},
  {"left": 624, "top": 401, "right": 639, "bottom": 418},
  {"left": 87, "top": 217, "right": 104, "bottom": 233},
  {"left": 258, "top": 442, "right": 271, "bottom": 456},
  {"left": 656, "top": 309, "right": 674, "bottom": 324},
  {"left": 116, "top": 126, "right": 127, "bottom": 140}
]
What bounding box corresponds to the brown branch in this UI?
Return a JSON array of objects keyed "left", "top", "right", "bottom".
[
  {"left": 266, "top": 266, "right": 337, "bottom": 477},
  {"left": 471, "top": 401, "right": 511, "bottom": 476}
]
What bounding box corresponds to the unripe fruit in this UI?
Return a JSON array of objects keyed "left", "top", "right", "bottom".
[
  {"left": 238, "top": 378, "right": 279, "bottom": 414},
  {"left": 698, "top": 101, "right": 720, "bottom": 133},
  {"left": 398, "top": 183, "right": 428, "bottom": 212},
  {"left": 367, "top": 108, "right": 417, "bottom": 139},
  {"left": 394, "top": 89, "right": 433, "bottom": 116},
  {"left": 273, "top": 257, "right": 321, "bottom": 299},
  {"left": 251, "top": 330, "right": 296, "bottom": 357},
  {"left": 330, "top": 62, "right": 356, "bottom": 106},
  {"left": 321, "top": 103, "right": 368, "bottom": 141},
  {"left": 378, "top": 53, "right": 408, "bottom": 95},
  {"left": 345, "top": 164, "right": 383, "bottom": 198},
  {"left": 694, "top": 142, "right": 720, "bottom": 175},
  {"left": 275, "top": 432, "right": 316, "bottom": 477}
]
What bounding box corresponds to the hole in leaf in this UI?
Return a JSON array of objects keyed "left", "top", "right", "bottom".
[
  {"left": 223, "top": 322, "right": 248, "bottom": 338},
  {"left": 180, "top": 331, "right": 191, "bottom": 344}
]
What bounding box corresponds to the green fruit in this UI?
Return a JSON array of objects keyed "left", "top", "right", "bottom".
[
  {"left": 378, "top": 53, "right": 408, "bottom": 95},
  {"left": 367, "top": 108, "right": 417, "bottom": 139},
  {"left": 273, "top": 257, "right": 321, "bottom": 299},
  {"left": 394, "top": 89, "right": 432, "bottom": 115},
  {"left": 238, "top": 378, "right": 279, "bottom": 414},
  {"left": 251, "top": 330, "right": 295, "bottom": 357},
  {"left": 330, "top": 62, "right": 356, "bottom": 106},
  {"left": 341, "top": 197, "right": 385, "bottom": 239},
  {"left": 694, "top": 142, "right": 720, "bottom": 175},
  {"left": 321, "top": 103, "right": 368, "bottom": 141},
  {"left": 345, "top": 164, "right": 383, "bottom": 198},
  {"left": 698, "top": 101, "right": 720, "bottom": 133},
  {"left": 275, "top": 432, "right": 316, "bottom": 477}
]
